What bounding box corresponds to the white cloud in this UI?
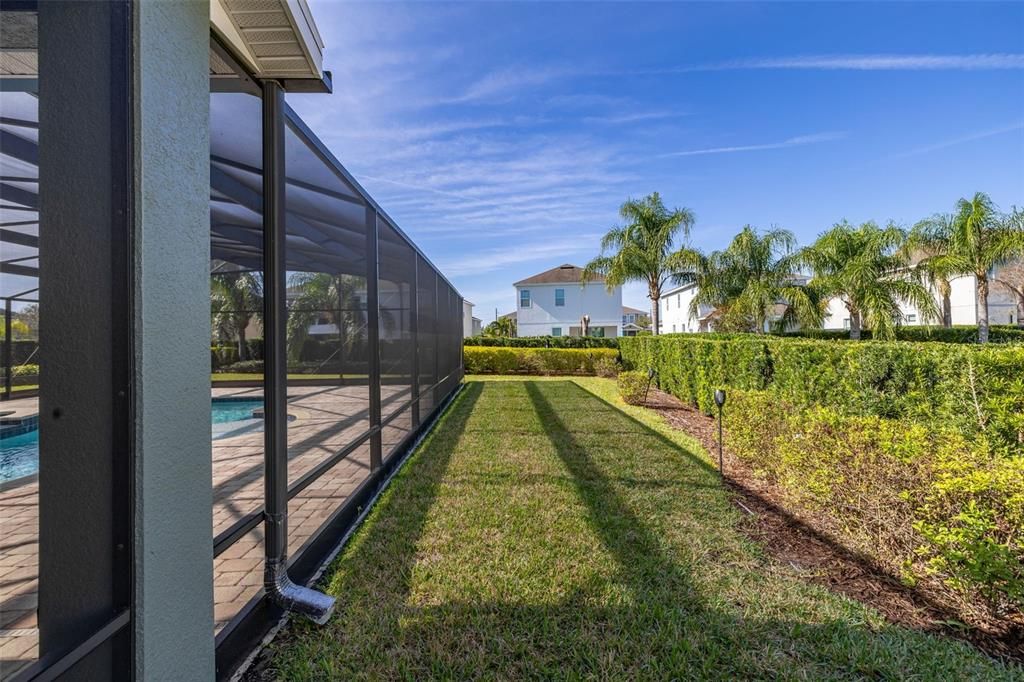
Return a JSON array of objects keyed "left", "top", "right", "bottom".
[
  {"left": 666, "top": 53, "right": 1024, "bottom": 73},
  {"left": 661, "top": 132, "right": 847, "bottom": 157},
  {"left": 888, "top": 121, "right": 1024, "bottom": 160},
  {"left": 438, "top": 236, "right": 601, "bottom": 276},
  {"left": 583, "top": 111, "right": 683, "bottom": 125}
]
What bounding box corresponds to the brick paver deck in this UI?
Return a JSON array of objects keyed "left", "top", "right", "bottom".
[{"left": 0, "top": 383, "right": 415, "bottom": 678}]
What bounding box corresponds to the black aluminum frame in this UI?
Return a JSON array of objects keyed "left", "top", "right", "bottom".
[
  {"left": 209, "top": 33, "right": 464, "bottom": 681},
  {"left": 8, "top": 1, "right": 135, "bottom": 680}
]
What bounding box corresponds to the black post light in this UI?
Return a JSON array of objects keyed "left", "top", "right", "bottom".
[
  {"left": 643, "top": 367, "right": 657, "bottom": 404},
  {"left": 714, "top": 389, "right": 726, "bottom": 478}
]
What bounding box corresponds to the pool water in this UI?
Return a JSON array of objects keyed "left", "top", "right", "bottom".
[
  {"left": 0, "top": 399, "right": 264, "bottom": 482},
  {"left": 0, "top": 430, "right": 38, "bottom": 483},
  {"left": 211, "top": 399, "right": 263, "bottom": 424}
]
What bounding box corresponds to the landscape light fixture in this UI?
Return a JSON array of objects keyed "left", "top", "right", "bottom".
[
  {"left": 643, "top": 367, "right": 657, "bottom": 404},
  {"left": 714, "top": 389, "right": 726, "bottom": 477}
]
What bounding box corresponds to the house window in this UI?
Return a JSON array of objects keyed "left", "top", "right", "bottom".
[
  {"left": 672, "top": 324, "right": 677, "bottom": 333},
  {"left": 552, "top": 327, "right": 562, "bottom": 337},
  {"left": 677, "top": 294, "right": 681, "bottom": 308},
  {"left": 520, "top": 289, "right": 531, "bottom": 308},
  {"left": 907, "top": 313, "right": 917, "bottom": 324},
  {"left": 555, "top": 288, "right": 565, "bottom": 306},
  {"left": 843, "top": 318, "right": 851, "bottom": 329}
]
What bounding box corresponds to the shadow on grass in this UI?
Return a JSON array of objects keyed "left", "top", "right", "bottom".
[
  {"left": 576, "top": 380, "right": 1023, "bottom": 664},
  {"left": 251, "top": 380, "right": 1017, "bottom": 680}
]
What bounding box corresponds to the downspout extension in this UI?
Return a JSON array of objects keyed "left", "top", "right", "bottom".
[
  {"left": 264, "top": 553, "right": 335, "bottom": 625},
  {"left": 262, "top": 78, "right": 335, "bottom": 624}
]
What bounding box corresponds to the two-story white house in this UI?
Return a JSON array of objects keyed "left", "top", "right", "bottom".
[
  {"left": 514, "top": 264, "right": 623, "bottom": 337},
  {"left": 657, "top": 283, "right": 717, "bottom": 333},
  {"left": 822, "top": 263, "right": 1020, "bottom": 330},
  {"left": 621, "top": 305, "right": 650, "bottom": 336}
]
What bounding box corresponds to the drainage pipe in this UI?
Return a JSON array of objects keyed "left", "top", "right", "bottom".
[{"left": 261, "top": 79, "right": 335, "bottom": 624}]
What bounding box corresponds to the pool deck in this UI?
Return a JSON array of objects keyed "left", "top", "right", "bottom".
[{"left": 0, "top": 384, "right": 415, "bottom": 678}]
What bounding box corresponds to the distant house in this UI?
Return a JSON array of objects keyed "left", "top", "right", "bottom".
[
  {"left": 462, "top": 299, "right": 476, "bottom": 338},
  {"left": 514, "top": 264, "right": 622, "bottom": 337},
  {"left": 657, "top": 283, "right": 716, "bottom": 334},
  {"left": 822, "top": 263, "right": 1020, "bottom": 330},
  {"left": 621, "top": 305, "right": 650, "bottom": 336}
]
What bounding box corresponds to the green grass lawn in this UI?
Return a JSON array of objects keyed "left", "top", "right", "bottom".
[{"left": 258, "top": 377, "right": 1020, "bottom": 680}]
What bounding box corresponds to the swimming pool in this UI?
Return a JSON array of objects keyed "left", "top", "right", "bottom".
[{"left": 0, "top": 399, "right": 264, "bottom": 483}]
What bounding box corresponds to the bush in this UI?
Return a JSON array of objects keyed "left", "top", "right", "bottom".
[
  {"left": 727, "top": 389, "right": 1024, "bottom": 616},
  {"left": 463, "top": 347, "right": 619, "bottom": 375},
  {"left": 464, "top": 335, "right": 619, "bottom": 349},
  {"left": 593, "top": 355, "right": 620, "bottom": 378},
  {"left": 617, "top": 371, "right": 650, "bottom": 404},
  {"left": 620, "top": 335, "right": 1024, "bottom": 451},
  {"left": 783, "top": 325, "right": 1024, "bottom": 344},
  {"left": 2, "top": 363, "right": 40, "bottom": 386}
]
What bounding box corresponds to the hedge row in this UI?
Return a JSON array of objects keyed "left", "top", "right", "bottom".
[
  {"left": 464, "top": 347, "right": 619, "bottom": 375},
  {"left": 464, "top": 335, "right": 619, "bottom": 349},
  {"left": 619, "top": 334, "right": 1024, "bottom": 615},
  {"left": 728, "top": 390, "right": 1023, "bottom": 616},
  {"left": 620, "top": 335, "right": 1024, "bottom": 452},
  {"left": 783, "top": 325, "right": 1024, "bottom": 344}
]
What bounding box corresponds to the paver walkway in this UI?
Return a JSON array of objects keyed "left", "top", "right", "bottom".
[{"left": 0, "top": 383, "right": 414, "bottom": 678}]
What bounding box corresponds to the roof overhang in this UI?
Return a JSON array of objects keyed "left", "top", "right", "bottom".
[{"left": 210, "top": 0, "right": 331, "bottom": 92}]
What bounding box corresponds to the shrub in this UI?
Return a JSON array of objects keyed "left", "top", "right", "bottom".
[
  {"left": 726, "top": 389, "right": 1024, "bottom": 616},
  {"left": 620, "top": 335, "right": 1024, "bottom": 451},
  {"left": 783, "top": 325, "right": 1024, "bottom": 344},
  {"left": 593, "top": 355, "right": 620, "bottom": 378},
  {"left": 464, "top": 335, "right": 619, "bottom": 349},
  {"left": 3, "top": 363, "right": 40, "bottom": 387},
  {"left": 463, "top": 347, "right": 619, "bottom": 375},
  {"left": 617, "top": 371, "right": 650, "bottom": 404}
]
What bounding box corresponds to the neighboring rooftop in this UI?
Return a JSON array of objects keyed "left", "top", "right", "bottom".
[
  {"left": 623, "top": 305, "right": 647, "bottom": 315},
  {"left": 514, "top": 264, "right": 604, "bottom": 287}
]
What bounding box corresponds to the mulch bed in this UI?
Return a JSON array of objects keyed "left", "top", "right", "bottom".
[{"left": 640, "top": 387, "right": 1023, "bottom": 666}]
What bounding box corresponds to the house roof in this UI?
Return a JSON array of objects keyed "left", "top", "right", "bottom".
[
  {"left": 514, "top": 264, "right": 603, "bottom": 287},
  {"left": 622, "top": 305, "right": 646, "bottom": 315}
]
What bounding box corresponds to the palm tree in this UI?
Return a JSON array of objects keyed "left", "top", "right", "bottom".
[
  {"left": 679, "top": 226, "right": 822, "bottom": 334},
  {"left": 584, "top": 192, "right": 695, "bottom": 335},
  {"left": 211, "top": 271, "right": 263, "bottom": 360},
  {"left": 286, "top": 272, "right": 372, "bottom": 366},
  {"left": 483, "top": 316, "right": 516, "bottom": 337},
  {"left": 908, "top": 214, "right": 958, "bottom": 328},
  {"left": 802, "top": 221, "right": 938, "bottom": 340},
  {"left": 915, "top": 195, "right": 1024, "bottom": 342}
]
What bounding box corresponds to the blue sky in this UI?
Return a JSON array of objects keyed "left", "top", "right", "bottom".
[{"left": 291, "top": 1, "right": 1024, "bottom": 319}]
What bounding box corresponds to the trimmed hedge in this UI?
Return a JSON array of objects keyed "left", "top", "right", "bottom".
[
  {"left": 783, "top": 325, "right": 1024, "bottom": 344},
  {"left": 464, "top": 347, "right": 619, "bottom": 375},
  {"left": 728, "top": 389, "right": 1023, "bottom": 615},
  {"left": 617, "top": 371, "right": 649, "bottom": 404},
  {"left": 464, "top": 335, "right": 619, "bottom": 349},
  {"left": 620, "top": 335, "right": 1024, "bottom": 452},
  {"left": 620, "top": 334, "right": 1024, "bottom": 616}
]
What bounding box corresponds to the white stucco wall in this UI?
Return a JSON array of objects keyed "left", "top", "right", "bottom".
[
  {"left": 462, "top": 299, "right": 474, "bottom": 338},
  {"left": 515, "top": 282, "right": 622, "bottom": 336},
  {"left": 657, "top": 285, "right": 713, "bottom": 333},
  {"left": 823, "top": 271, "right": 1018, "bottom": 329}
]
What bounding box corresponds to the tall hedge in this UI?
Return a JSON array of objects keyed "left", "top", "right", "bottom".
[
  {"left": 620, "top": 334, "right": 1024, "bottom": 615},
  {"left": 783, "top": 325, "right": 1024, "bottom": 344},
  {"left": 463, "top": 335, "right": 619, "bottom": 349},
  {"left": 620, "top": 335, "right": 1024, "bottom": 452}
]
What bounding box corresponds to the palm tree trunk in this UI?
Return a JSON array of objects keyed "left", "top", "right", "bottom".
[
  {"left": 849, "top": 309, "right": 862, "bottom": 341},
  {"left": 940, "top": 282, "right": 952, "bottom": 327},
  {"left": 237, "top": 325, "right": 248, "bottom": 361},
  {"left": 977, "top": 274, "right": 990, "bottom": 343},
  {"left": 1017, "top": 296, "right": 1024, "bottom": 329},
  {"left": 651, "top": 295, "right": 660, "bottom": 336}
]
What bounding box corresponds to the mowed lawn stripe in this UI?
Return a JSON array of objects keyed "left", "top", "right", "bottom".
[{"left": 259, "top": 378, "right": 1020, "bottom": 681}]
